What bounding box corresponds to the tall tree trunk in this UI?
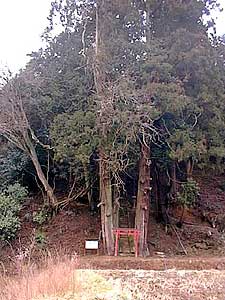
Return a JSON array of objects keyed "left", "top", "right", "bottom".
[
  {"left": 186, "top": 158, "right": 194, "bottom": 180},
  {"left": 26, "top": 135, "right": 57, "bottom": 206},
  {"left": 94, "top": 1, "right": 114, "bottom": 255},
  {"left": 99, "top": 149, "right": 114, "bottom": 255},
  {"left": 135, "top": 143, "right": 151, "bottom": 256}
]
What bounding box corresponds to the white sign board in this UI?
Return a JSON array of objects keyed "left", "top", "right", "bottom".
[{"left": 85, "top": 240, "right": 99, "bottom": 250}]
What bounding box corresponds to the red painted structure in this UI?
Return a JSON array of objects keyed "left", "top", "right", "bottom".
[{"left": 113, "top": 228, "right": 141, "bottom": 257}]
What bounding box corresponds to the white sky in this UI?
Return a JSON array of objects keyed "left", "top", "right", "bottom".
[
  {"left": 0, "top": 0, "right": 225, "bottom": 73},
  {"left": 212, "top": 1, "right": 225, "bottom": 35},
  {"left": 0, "top": 0, "right": 52, "bottom": 72}
]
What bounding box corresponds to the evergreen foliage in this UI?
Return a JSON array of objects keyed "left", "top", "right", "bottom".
[
  {"left": 177, "top": 179, "right": 200, "bottom": 208},
  {"left": 0, "top": 184, "right": 28, "bottom": 241}
]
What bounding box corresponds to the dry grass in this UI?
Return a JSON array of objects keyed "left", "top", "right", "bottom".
[
  {"left": 0, "top": 255, "right": 118, "bottom": 300},
  {"left": 0, "top": 253, "right": 79, "bottom": 300}
]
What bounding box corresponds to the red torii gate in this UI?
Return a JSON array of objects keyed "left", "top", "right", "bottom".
[{"left": 113, "top": 228, "right": 141, "bottom": 257}]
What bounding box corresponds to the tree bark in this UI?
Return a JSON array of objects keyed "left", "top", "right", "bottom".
[
  {"left": 94, "top": 1, "right": 114, "bottom": 255},
  {"left": 25, "top": 134, "right": 57, "bottom": 206},
  {"left": 99, "top": 149, "right": 114, "bottom": 255},
  {"left": 186, "top": 158, "right": 194, "bottom": 180},
  {"left": 135, "top": 143, "right": 151, "bottom": 256}
]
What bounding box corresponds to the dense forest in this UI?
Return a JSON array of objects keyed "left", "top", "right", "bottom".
[{"left": 0, "top": 0, "right": 225, "bottom": 257}]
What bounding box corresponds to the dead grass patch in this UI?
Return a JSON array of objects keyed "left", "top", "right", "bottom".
[{"left": 0, "top": 253, "right": 79, "bottom": 300}]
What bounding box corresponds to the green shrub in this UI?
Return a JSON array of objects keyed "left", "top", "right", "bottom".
[
  {"left": 3, "top": 182, "right": 28, "bottom": 203},
  {"left": 33, "top": 209, "right": 49, "bottom": 225},
  {"left": 0, "top": 194, "right": 21, "bottom": 241},
  {"left": 0, "top": 183, "right": 28, "bottom": 241},
  {"left": 35, "top": 230, "right": 47, "bottom": 248},
  {"left": 177, "top": 179, "right": 200, "bottom": 208}
]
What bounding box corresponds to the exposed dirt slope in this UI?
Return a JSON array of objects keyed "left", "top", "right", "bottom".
[{"left": 0, "top": 173, "right": 225, "bottom": 275}]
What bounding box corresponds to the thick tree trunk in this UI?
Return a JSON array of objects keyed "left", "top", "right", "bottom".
[
  {"left": 99, "top": 149, "right": 114, "bottom": 255},
  {"left": 26, "top": 136, "right": 57, "bottom": 206},
  {"left": 94, "top": 1, "right": 114, "bottom": 255},
  {"left": 135, "top": 143, "right": 151, "bottom": 256},
  {"left": 113, "top": 203, "right": 119, "bottom": 228}
]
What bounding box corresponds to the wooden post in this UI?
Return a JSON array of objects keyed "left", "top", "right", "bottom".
[{"left": 115, "top": 230, "right": 119, "bottom": 256}]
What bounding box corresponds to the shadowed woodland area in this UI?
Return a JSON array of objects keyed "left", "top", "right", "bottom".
[{"left": 0, "top": 0, "right": 225, "bottom": 261}]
